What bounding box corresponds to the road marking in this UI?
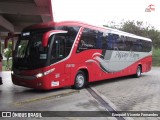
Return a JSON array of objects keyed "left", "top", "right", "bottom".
[{"left": 14, "top": 90, "right": 79, "bottom": 106}]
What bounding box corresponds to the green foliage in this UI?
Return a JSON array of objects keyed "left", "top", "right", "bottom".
[
  {"left": 4, "top": 42, "right": 12, "bottom": 58},
  {"left": 2, "top": 60, "right": 12, "bottom": 71},
  {"left": 152, "top": 48, "right": 160, "bottom": 66},
  {"left": 153, "top": 48, "right": 160, "bottom": 57},
  {"left": 3, "top": 42, "right": 12, "bottom": 70}
]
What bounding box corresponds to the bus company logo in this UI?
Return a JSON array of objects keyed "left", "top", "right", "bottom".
[{"left": 145, "top": 4, "right": 155, "bottom": 12}]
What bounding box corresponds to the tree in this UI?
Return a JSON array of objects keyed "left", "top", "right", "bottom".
[{"left": 3, "top": 42, "right": 12, "bottom": 70}]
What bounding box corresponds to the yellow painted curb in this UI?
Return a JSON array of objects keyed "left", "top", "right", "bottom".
[{"left": 14, "top": 90, "right": 79, "bottom": 106}]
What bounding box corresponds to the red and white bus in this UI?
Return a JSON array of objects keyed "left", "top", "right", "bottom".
[{"left": 12, "top": 21, "right": 152, "bottom": 90}]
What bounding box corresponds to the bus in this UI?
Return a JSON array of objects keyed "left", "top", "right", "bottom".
[{"left": 11, "top": 21, "right": 152, "bottom": 90}]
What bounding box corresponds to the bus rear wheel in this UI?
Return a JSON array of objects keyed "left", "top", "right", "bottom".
[
  {"left": 135, "top": 65, "right": 142, "bottom": 78},
  {"left": 73, "top": 71, "right": 86, "bottom": 89}
]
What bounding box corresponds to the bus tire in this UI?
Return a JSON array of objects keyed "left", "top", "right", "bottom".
[
  {"left": 73, "top": 70, "right": 86, "bottom": 89},
  {"left": 135, "top": 65, "right": 142, "bottom": 78}
]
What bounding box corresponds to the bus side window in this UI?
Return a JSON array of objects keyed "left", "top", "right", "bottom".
[
  {"left": 77, "top": 28, "right": 96, "bottom": 52},
  {"left": 137, "top": 39, "right": 143, "bottom": 52},
  {"left": 102, "top": 32, "right": 107, "bottom": 49},
  {"left": 51, "top": 36, "right": 65, "bottom": 62},
  {"left": 144, "top": 41, "right": 152, "bottom": 52},
  {"left": 125, "top": 37, "right": 131, "bottom": 51},
  {"left": 96, "top": 31, "right": 103, "bottom": 49},
  {"left": 118, "top": 35, "right": 125, "bottom": 51},
  {"left": 113, "top": 34, "right": 119, "bottom": 50},
  {"left": 107, "top": 33, "right": 119, "bottom": 50},
  {"left": 107, "top": 33, "right": 113, "bottom": 50},
  {"left": 56, "top": 26, "right": 80, "bottom": 55},
  {"left": 63, "top": 26, "right": 79, "bottom": 56}
]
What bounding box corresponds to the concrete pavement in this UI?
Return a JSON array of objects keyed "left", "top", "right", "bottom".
[
  {"left": 0, "top": 71, "right": 116, "bottom": 120},
  {"left": 0, "top": 67, "right": 160, "bottom": 120},
  {"left": 91, "top": 67, "right": 160, "bottom": 120}
]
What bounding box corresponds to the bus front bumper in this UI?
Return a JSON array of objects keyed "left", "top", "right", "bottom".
[{"left": 11, "top": 74, "right": 50, "bottom": 90}]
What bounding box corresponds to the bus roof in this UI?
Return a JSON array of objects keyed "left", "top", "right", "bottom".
[
  {"left": 24, "top": 21, "right": 152, "bottom": 42},
  {"left": 103, "top": 27, "right": 151, "bottom": 41}
]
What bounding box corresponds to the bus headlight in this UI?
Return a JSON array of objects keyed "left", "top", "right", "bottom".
[
  {"left": 36, "top": 73, "right": 43, "bottom": 78},
  {"left": 35, "top": 68, "right": 55, "bottom": 78}
]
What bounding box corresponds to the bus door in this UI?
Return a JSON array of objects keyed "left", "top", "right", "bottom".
[{"left": 49, "top": 34, "right": 69, "bottom": 86}]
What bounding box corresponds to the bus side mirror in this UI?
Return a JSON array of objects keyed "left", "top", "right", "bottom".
[
  {"left": 42, "top": 30, "right": 68, "bottom": 47},
  {"left": 42, "top": 31, "right": 51, "bottom": 47}
]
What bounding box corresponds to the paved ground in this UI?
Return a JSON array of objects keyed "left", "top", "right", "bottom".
[
  {"left": 91, "top": 67, "right": 160, "bottom": 120},
  {"left": 0, "top": 71, "right": 116, "bottom": 120},
  {"left": 0, "top": 67, "right": 160, "bottom": 120},
  {"left": 91, "top": 67, "right": 160, "bottom": 111}
]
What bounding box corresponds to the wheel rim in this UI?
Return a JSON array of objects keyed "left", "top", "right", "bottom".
[
  {"left": 137, "top": 67, "right": 141, "bottom": 77},
  {"left": 76, "top": 74, "right": 84, "bottom": 87}
]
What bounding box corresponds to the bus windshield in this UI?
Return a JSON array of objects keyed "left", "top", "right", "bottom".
[
  {"left": 13, "top": 26, "right": 80, "bottom": 70},
  {"left": 13, "top": 31, "right": 74, "bottom": 70},
  {"left": 13, "top": 31, "right": 49, "bottom": 70}
]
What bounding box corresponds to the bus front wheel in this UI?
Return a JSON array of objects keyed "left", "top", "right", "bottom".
[
  {"left": 135, "top": 65, "right": 142, "bottom": 78},
  {"left": 73, "top": 71, "right": 86, "bottom": 89}
]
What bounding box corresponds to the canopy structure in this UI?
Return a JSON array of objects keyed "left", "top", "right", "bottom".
[
  {"left": 0, "top": 0, "right": 54, "bottom": 48},
  {"left": 0, "top": 0, "right": 53, "bottom": 32}
]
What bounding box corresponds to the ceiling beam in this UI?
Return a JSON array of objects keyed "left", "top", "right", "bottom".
[
  {"left": 14, "top": 22, "right": 40, "bottom": 26},
  {"left": 34, "top": 0, "right": 52, "bottom": 22},
  {"left": 34, "top": 0, "right": 49, "bottom": 7},
  {"left": 14, "top": 26, "right": 24, "bottom": 32},
  {"left": 0, "top": 2, "right": 50, "bottom": 16},
  {"left": 40, "top": 16, "right": 52, "bottom": 22},
  {"left": 0, "top": 15, "right": 14, "bottom": 32},
  {"left": 50, "top": 0, "right": 54, "bottom": 21}
]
